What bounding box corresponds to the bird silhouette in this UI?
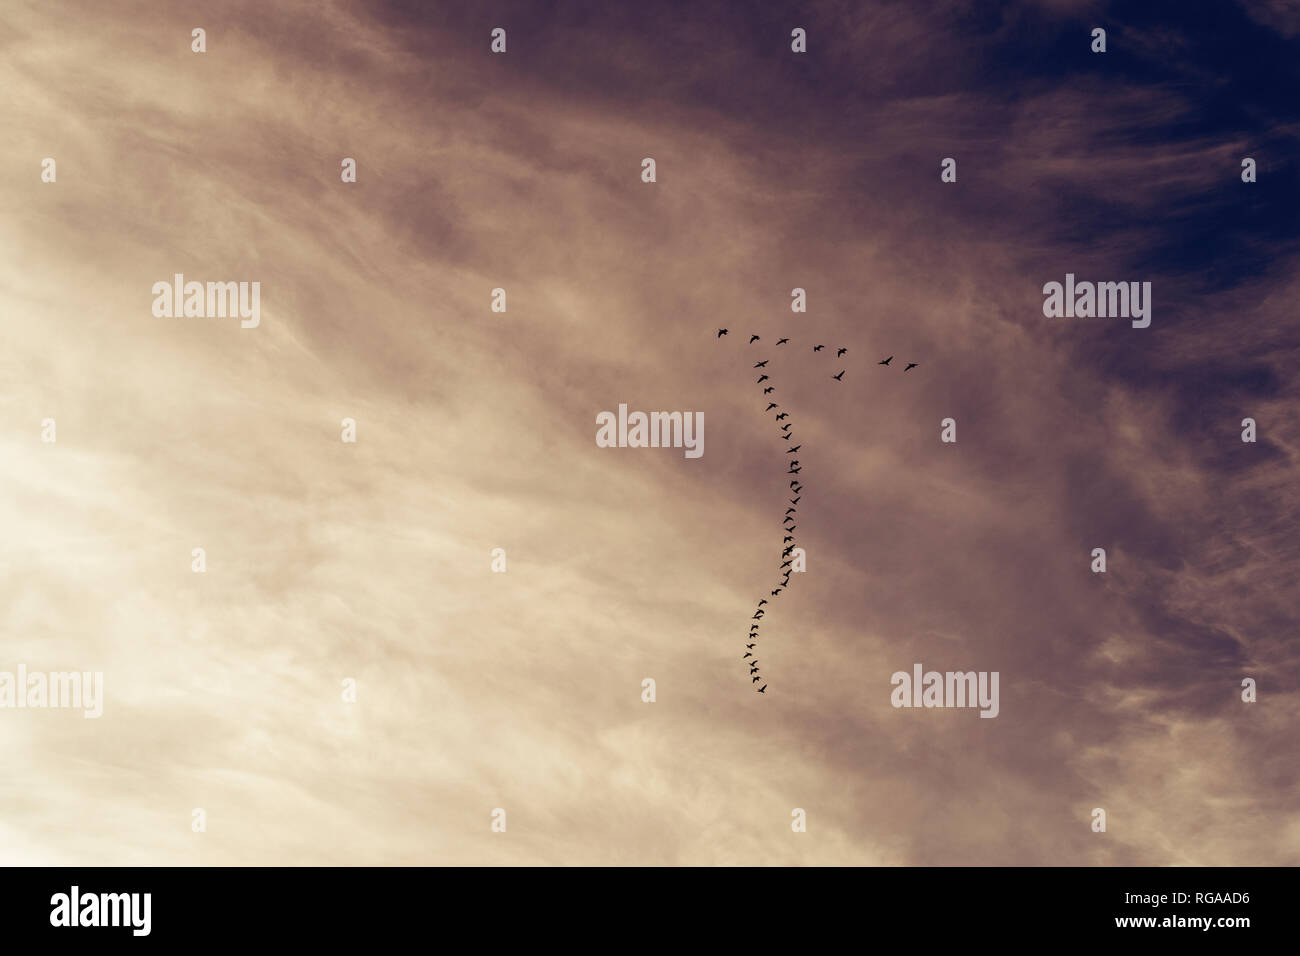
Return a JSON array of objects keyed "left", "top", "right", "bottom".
[
  {"left": 837, "top": 347, "right": 847, "bottom": 357},
  {"left": 790, "top": 480, "right": 800, "bottom": 489},
  {"left": 775, "top": 413, "right": 789, "bottom": 421},
  {"left": 879, "top": 355, "right": 893, "bottom": 365},
  {"left": 813, "top": 345, "right": 824, "bottom": 352},
  {"left": 746, "top": 643, "right": 755, "bottom": 649},
  {"left": 788, "top": 460, "right": 799, "bottom": 467},
  {"left": 757, "top": 684, "right": 767, "bottom": 693},
  {"left": 750, "top": 667, "right": 760, "bottom": 676},
  {"left": 765, "top": 402, "right": 778, "bottom": 411},
  {"left": 785, "top": 507, "right": 796, "bottom": 515},
  {"left": 717, "top": 329, "right": 728, "bottom": 338},
  {"left": 789, "top": 465, "right": 802, "bottom": 474},
  {"left": 758, "top": 599, "right": 768, "bottom": 607},
  {"left": 832, "top": 371, "right": 845, "bottom": 381},
  {"left": 757, "top": 374, "right": 769, "bottom": 383},
  {"left": 772, "top": 588, "right": 782, "bottom": 596},
  {"left": 783, "top": 535, "right": 794, "bottom": 543},
  {"left": 781, "top": 560, "right": 792, "bottom": 569},
  {"left": 764, "top": 387, "right": 775, "bottom": 394},
  {"left": 777, "top": 337, "right": 789, "bottom": 345},
  {"left": 753, "top": 676, "right": 762, "bottom": 683},
  {"left": 789, "top": 496, "right": 800, "bottom": 504},
  {"left": 754, "top": 360, "right": 768, "bottom": 368},
  {"left": 749, "top": 334, "right": 760, "bottom": 344},
  {"left": 905, "top": 362, "right": 918, "bottom": 371},
  {"left": 784, "top": 526, "right": 795, "bottom": 533},
  {"left": 787, "top": 445, "right": 801, "bottom": 453},
  {"left": 744, "top": 652, "right": 753, "bottom": 659}
]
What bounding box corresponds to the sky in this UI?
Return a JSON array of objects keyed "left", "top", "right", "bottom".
[{"left": 0, "top": 0, "right": 1296, "bottom": 865}]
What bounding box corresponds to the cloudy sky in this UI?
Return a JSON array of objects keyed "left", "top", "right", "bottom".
[{"left": 1, "top": 0, "right": 1296, "bottom": 865}]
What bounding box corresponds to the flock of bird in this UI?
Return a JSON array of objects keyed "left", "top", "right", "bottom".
[{"left": 716, "top": 327, "right": 919, "bottom": 694}]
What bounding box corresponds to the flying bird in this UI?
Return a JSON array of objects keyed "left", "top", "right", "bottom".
[
  {"left": 757, "top": 374, "right": 769, "bottom": 383},
  {"left": 837, "top": 347, "right": 847, "bottom": 357},
  {"left": 777, "top": 338, "right": 789, "bottom": 345},
  {"left": 789, "top": 466, "right": 802, "bottom": 474},
  {"left": 758, "top": 599, "right": 767, "bottom": 607},
  {"left": 813, "top": 345, "right": 824, "bottom": 352},
  {"left": 765, "top": 402, "right": 778, "bottom": 411},
  {"left": 879, "top": 355, "right": 893, "bottom": 366},
  {"left": 785, "top": 507, "right": 796, "bottom": 515},
  {"left": 905, "top": 362, "right": 918, "bottom": 371},
  {"left": 787, "top": 445, "right": 801, "bottom": 453},
  {"left": 753, "top": 676, "right": 762, "bottom": 683},
  {"left": 717, "top": 329, "right": 728, "bottom": 338},
  {"left": 746, "top": 643, "right": 755, "bottom": 649},
  {"left": 749, "top": 335, "right": 760, "bottom": 344},
  {"left": 754, "top": 360, "right": 768, "bottom": 368},
  {"left": 764, "top": 387, "right": 775, "bottom": 394},
  {"left": 757, "top": 684, "right": 767, "bottom": 693},
  {"left": 772, "top": 588, "right": 782, "bottom": 596},
  {"left": 750, "top": 667, "right": 760, "bottom": 676},
  {"left": 744, "top": 653, "right": 753, "bottom": 659},
  {"left": 789, "top": 496, "right": 800, "bottom": 504},
  {"left": 832, "top": 371, "right": 845, "bottom": 381},
  {"left": 783, "top": 535, "right": 794, "bottom": 543},
  {"left": 775, "top": 413, "right": 789, "bottom": 421}
]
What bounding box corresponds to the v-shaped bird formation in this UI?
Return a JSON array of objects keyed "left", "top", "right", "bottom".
[{"left": 717, "top": 328, "right": 920, "bottom": 694}]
